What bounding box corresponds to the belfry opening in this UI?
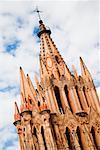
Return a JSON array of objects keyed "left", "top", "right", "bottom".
[{"left": 54, "top": 86, "right": 64, "bottom": 113}]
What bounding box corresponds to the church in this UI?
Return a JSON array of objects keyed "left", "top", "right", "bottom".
[{"left": 13, "top": 13, "right": 100, "bottom": 150}]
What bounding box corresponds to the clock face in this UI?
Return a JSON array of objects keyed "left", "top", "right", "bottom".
[{"left": 46, "top": 57, "right": 53, "bottom": 68}]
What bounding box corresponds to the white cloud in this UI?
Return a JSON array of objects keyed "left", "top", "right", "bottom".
[
  {"left": 0, "top": 0, "right": 99, "bottom": 149},
  {"left": 0, "top": 124, "right": 20, "bottom": 150}
]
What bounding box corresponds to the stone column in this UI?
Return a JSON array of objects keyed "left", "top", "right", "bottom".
[
  {"left": 41, "top": 110, "right": 57, "bottom": 150},
  {"left": 60, "top": 88, "right": 70, "bottom": 112},
  {"left": 77, "top": 88, "right": 89, "bottom": 110},
  {"left": 71, "top": 130, "right": 81, "bottom": 150},
  {"left": 24, "top": 131, "right": 29, "bottom": 150},
  {"left": 79, "top": 127, "right": 94, "bottom": 150},
  {"left": 68, "top": 88, "right": 81, "bottom": 113},
  {"left": 80, "top": 128, "right": 89, "bottom": 150},
  {"left": 43, "top": 125, "right": 57, "bottom": 150},
  {"left": 45, "top": 89, "right": 53, "bottom": 112},
  {"left": 24, "top": 127, "right": 30, "bottom": 150},
  {"left": 26, "top": 124, "right": 35, "bottom": 150},
  {"left": 22, "top": 132, "right": 27, "bottom": 150},
  {"left": 83, "top": 89, "right": 92, "bottom": 107},
  {"left": 18, "top": 133, "right": 25, "bottom": 150},
  {"left": 60, "top": 128, "right": 69, "bottom": 150},
  {"left": 33, "top": 135, "right": 40, "bottom": 150},
  {"left": 72, "top": 87, "right": 82, "bottom": 112},
  {"left": 48, "top": 87, "right": 59, "bottom": 113},
  {"left": 20, "top": 125, "right": 29, "bottom": 150},
  {"left": 53, "top": 124, "right": 63, "bottom": 149},
  {"left": 16, "top": 125, "right": 25, "bottom": 150}
]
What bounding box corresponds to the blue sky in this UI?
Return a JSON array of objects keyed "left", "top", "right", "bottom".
[{"left": 0, "top": 0, "right": 99, "bottom": 149}]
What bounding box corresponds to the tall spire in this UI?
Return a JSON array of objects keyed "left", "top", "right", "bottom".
[
  {"left": 20, "top": 67, "right": 38, "bottom": 112},
  {"left": 80, "top": 57, "right": 92, "bottom": 81},
  {"left": 20, "top": 66, "right": 29, "bottom": 101},
  {"left": 37, "top": 15, "right": 71, "bottom": 80}
]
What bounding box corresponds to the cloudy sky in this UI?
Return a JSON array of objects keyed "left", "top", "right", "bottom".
[{"left": 0, "top": 0, "right": 99, "bottom": 149}]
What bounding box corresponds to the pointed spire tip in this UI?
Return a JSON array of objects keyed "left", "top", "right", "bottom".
[
  {"left": 80, "top": 57, "right": 82, "bottom": 61},
  {"left": 15, "top": 101, "right": 17, "bottom": 105}
]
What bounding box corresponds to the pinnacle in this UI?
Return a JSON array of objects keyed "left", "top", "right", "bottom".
[
  {"left": 79, "top": 57, "right": 83, "bottom": 62},
  {"left": 15, "top": 101, "right": 17, "bottom": 105},
  {"left": 14, "top": 101, "right": 20, "bottom": 114},
  {"left": 20, "top": 66, "right": 22, "bottom": 70}
]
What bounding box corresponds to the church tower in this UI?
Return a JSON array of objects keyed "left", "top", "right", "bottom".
[{"left": 13, "top": 11, "right": 100, "bottom": 150}]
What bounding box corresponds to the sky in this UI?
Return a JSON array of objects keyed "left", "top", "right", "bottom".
[{"left": 0, "top": 0, "right": 99, "bottom": 149}]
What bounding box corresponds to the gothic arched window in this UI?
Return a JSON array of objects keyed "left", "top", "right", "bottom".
[
  {"left": 54, "top": 86, "right": 63, "bottom": 113},
  {"left": 33, "top": 127, "right": 39, "bottom": 149},
  {"left": 76, "top": 127, "right": 83, "bottom": 150},
  {"left": 64, "top": 85, "right": 72, "bottom": 112},
  {"left": 91, "top": 126, "right": 97, "bottom": 149},
  {"left": 55, "top": 55, "right": 59, "bottom": 63},
  {"left": 38, "top": 101, "right": 40, "bottom": 107},
  {"left": 65, "top": 127, "right": 73, "bottom": 149},
  {"left": 41, "top": 126, "right": 47, "bottom": 150}
]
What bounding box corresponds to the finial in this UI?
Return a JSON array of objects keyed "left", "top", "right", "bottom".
[{"left": 33, "top": 6, "right": 42, "bottom": 21}]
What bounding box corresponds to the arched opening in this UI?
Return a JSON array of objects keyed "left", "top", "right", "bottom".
[
  {"left": 91, "top": 126, "right": 97, "bottom": 149},
  {"left": 64, "top": 85, "right": 72, "bottom": 112},
  {"left": 76, "top": 127, "right": 83, "bottom": 150},
  {"left": 38, "top": 101, "right": 40, "bottom": 107},
  {"left": 34, "top": 127, "right": 37, "bottom": 137},
  {"left": 54, "top": 86, "right": 63, "bottom": 113},
  {"left": 65, "top": 127, "right": 73, "bottom": 149},
  {"left": 41, "top": 126, "right": 47, "bottom": 150},
  {"left": 30, "top": 99, "right": 32, "bottom": 104},
  {"left": 55, "top": 55, "right": 59, "bottom": 63},
  {"left": 33, "top": 127, "right": 39, "bottom": 150}
]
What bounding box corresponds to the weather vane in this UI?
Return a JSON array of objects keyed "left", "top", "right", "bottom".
[{"left": 33, "top": 6, "right": 42, "bottom": 20}]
